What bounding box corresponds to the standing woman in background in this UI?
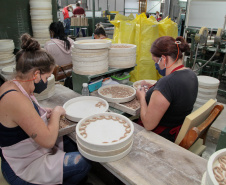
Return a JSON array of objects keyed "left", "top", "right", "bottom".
[
  {"left": 136, "top": 36, "right": 198, "bottom": 142},
  {"left": 63, "top": 5, "right": 73, "bottom": 35},
  {"left": 45, "top": 21, "right": 74, "bottom": 67},
  {"left": 0, "top": 34, "right": 90, "bottom": 185}
]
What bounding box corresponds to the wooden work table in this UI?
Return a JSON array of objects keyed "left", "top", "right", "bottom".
[{"left": 39, "top": 84, "right": 207, "bottom": 185}]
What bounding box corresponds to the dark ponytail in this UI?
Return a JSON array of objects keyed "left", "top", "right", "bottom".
[{"left": 49, "top": 21, "right": 71, "bottom": 51}]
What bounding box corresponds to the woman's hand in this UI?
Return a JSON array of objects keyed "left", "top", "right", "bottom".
[
  {"left": 52, "top": 106, "right": 66, "bottom": 118},
  {"left": 140, "top": 80, "right": 154, "bottom": 91},
  {"left": 45, "top": 108, "right": 53, "bottom": 119},
  {"left": 136, "top": 87, "right": 146, "bottom": 101}
]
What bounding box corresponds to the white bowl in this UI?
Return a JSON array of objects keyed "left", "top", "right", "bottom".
[
  {"left": 133, "top": 79, "right": 157, "bottom": 90},
  {"left": 98, "top": 84, "right": 136, "bottom": 103},
  {"left": 205, "top": 148, "right": 226, "bottom": 185},
  {"left": 63, "top": 96, "right": 109, "bottom": 122}
]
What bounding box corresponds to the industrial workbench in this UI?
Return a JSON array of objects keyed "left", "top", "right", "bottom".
[{"left": 39, "top": 84, "right": 207, "bottom": 185}]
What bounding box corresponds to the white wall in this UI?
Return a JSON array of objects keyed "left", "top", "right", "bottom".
[
  {"left": 186, "top": 1, "right": 226, "bottom": 29},
  {"left": 85, "top": 0, "right": 162, "bottom": 17}
]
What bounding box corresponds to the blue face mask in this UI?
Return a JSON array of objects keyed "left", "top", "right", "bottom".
[
  {"left": 155, "top": 57, "right": 166, "bottom": 76},
  {"left": 34, "top": 75, "right": 48, "bottom": 94}
]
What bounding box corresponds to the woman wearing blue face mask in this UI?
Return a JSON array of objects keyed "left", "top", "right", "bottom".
[
  {"left": 136, "top": 36, "right": 198, "bottom": 142},
  {"left": 0, "top": 34, "right": 90, "bottom": 185}
]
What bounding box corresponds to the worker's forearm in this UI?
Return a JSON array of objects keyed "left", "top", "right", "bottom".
[{"left": 139, "top": 97, "right": 148, "bottom": 125}]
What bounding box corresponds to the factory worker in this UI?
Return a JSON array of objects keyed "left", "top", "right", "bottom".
[
  {"left": 45, "top": 21, "right": 74, "bottom": 67},
  {"left": 63, "top": 5, "right": 73, "bottom": 35},
  {"left": 136, "top": 36, "right": 198, "bottom": 142},
  {"left": 0, "top": 33, "right": 90, "bottom": 185},
  {"left": 94, "top": 23, "right": 107, "bottom": 39}
]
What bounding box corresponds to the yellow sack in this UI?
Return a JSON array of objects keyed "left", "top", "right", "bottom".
[
  {"left": 130, "top": 14, "right": 178, "bottom": 82},
  {"left": 110, "top": 13, "right": 178, "bottom": 82},
  {"left": 130, "top": 13, "right": 160, "bottom": 82},
  {"left": 111, "top": 14, "right": 135, "bottom": 44},
  {"left": 159, "top": 17, "right": 178, "bottom": 38}
]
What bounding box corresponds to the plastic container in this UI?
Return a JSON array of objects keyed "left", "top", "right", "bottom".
[
  {"left": 102, "top": 77, "right": 119, "bottom": 86},
  {"left": 82, "top": 83, "right": 89, "bottom": 96},
  {"left": 111, "top": 72, "right": 130, "bottom": 84},
  {"left": 88, "top": 79, "right": 103, "bottom": 92}
]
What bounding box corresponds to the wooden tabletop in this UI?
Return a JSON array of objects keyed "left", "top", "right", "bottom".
[{"left": 39, "top": 84, "right": 207, "bottom": 185}]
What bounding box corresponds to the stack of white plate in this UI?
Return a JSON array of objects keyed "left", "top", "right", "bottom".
[
  {"left": 194, "top": 76, "right": 220, "bottom": 110},
  {"left": 76, "top": 112, "right": 134, "bottom": 162},
  {"left": 0, "top": 40, "right": 15, "bottom": 70},
  {"left": 108, "top": 44, "right": 137, "bottom": 68},
  {"left": 202, "top": 149, "right": 226, "bottom": 185},
  {"left": 34, "top": 74, "right": 55, "bottom": 100},
  {"left": 29, "top": 0, "right": 52, "bottom": 47},
  {"left": 72, "top": 39, "right": 111, "bottom": 75}
]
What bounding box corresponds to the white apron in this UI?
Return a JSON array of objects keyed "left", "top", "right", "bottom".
[{"left": 1, "top": 81, "right": 65, "bottom": 184}]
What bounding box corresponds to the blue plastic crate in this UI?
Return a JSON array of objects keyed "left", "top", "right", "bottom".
[{"left": 88, "top": 79, "right": 103, "bottom": 92}]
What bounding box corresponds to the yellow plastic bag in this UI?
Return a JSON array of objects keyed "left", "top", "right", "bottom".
[
  {"left": 111, "top": 14, "right": 136, "bottom": 44},
  {"left": 158, "top": 17, "right": 178, "bottom": 38},
  {"left": 111, "top": 13, "right": 178, "bottom": 82},
  {"left": 130, "top": 13, "right": 160, "bottom": 82},
  {"left": 130, "top": 14, "right": 178, "bottom": 82}
]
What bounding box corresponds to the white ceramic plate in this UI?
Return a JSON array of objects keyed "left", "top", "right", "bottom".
[
  {"left": 1, "top": 65, "right": 16, "bottom": 75},
  {"left": 76, "top": 112, "right": 134, "bottom": 151},
  {"left": 133, "top": 79, "right": 157, "bottom": 90},
  {"left": 63, "top": 96, "right": 109, "bottom": 122},
  {"left": 206, "top": 149, "right": 226, "bottom": 185},
  {"left": 197, "top": 76, "right": 220, "bottom": 88},
  {"left": 98, "top": 84, "right": 136, "bottom": 103},
  {"left": 77, "top": 139, "right": 133, "bottom": 162}
]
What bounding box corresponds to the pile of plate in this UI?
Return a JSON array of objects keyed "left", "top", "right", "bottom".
[
  {"left": 29, "top": 0, "right": 52, "bottom": 47},
  {"left": 76, "top": 112, "right": 134, "bottom": 162},
  {"left": 194, "top": 76, "right": 220, "bottom": 110},
  {"left": 108, "top": 44, "right": 137, "bottom": 68},
  {"left": 72, "top": 39, "right": 111, "bottom": 75},
  {"left": 34, "top": 74, "right": 55, "bottom": 100},
  {"left": 202, "top": 148, "right": 226, "bottom": 185},
  {"left": 0, "top": 40, "right": 15, "bottom": 69}
]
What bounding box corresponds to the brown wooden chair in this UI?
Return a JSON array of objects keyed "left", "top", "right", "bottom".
[
  {"left": 175, "top": 99, "right": 224, "bottom": 155},
  {"left": 52, "top": 64, "right": 73, "bottom": 81}
]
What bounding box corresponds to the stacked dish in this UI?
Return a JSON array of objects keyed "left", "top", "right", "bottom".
[
  {"left": 34, "top": 74, "right": 55, "bottom": 100},
  {"left": 76, "top": 112, "right": 134, "bottom": 162},
  {"left": 202, "top": 148, "right": 226, "bottom": 185},
  {"left": 1, "top": 65, "right": 16, "bottom": 75},
  {"left": 72, "top": 39, "right": 111, "bottom": 75},
  {"left": 29, "top": 0, "right": 52, "bottom": 47},
  {"left": 0, "top": 40, "right": 15, "bottom": 69},
  {"left": 194, "top": 76, "right": 219, "bottom": 110},
  {"left": 108, "top": 44, "right": 136, "bottom": 68}
]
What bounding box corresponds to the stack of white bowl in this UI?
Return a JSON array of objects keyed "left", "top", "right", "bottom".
[
  {"left": 108, "top": 44, "right": 137, "bottom": 68},
  {"left": 0, "top": 40, "right": 15, "bottom": 70},
  {"left": 194, "top": 75, "right": 220, "bottom": 110},
  {"left": 72, "top": 39, "right": 111, "bottom": 75},
  {"left": 29, "top": 0, "right": 52, "bottom": 47}
]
